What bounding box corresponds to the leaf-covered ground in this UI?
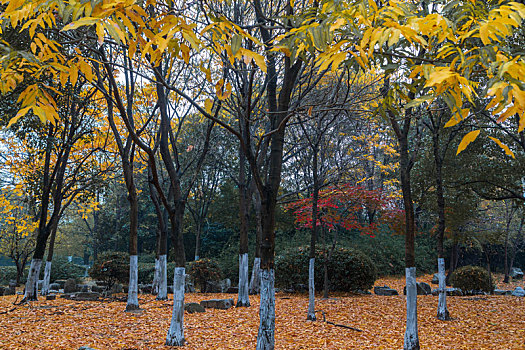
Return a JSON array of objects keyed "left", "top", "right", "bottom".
[{"left": 1, "top": 274, "right": 524, "bottom": 349}]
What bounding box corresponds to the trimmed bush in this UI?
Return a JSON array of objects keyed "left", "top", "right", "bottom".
[
  {"left": 42, "top": 257, "right": 86, "bottom": 283},
  {"left": 450, "top": 265, "right": 494, "bottom": 293},
  {"left": 346, "top": 230, "right": 437, "bottom": 276},
  {"left": 188, "top": 258, "right": 222, "bottom": 292},
  {"left": 138, "top": 263, "right": 156, "bottom": 283},
  {"left": 0, "top": 266, "right": 20, "bottom": 284},
  {"left": 275, "top": 246, "right": 377, "bottom": 292},
  {"left": 89, "top": 252, "right": 129, "bottom": 288}
]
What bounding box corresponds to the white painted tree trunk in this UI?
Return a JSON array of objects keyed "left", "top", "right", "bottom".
[
  {"left": 194, "top": 255, "right": 199, "bottom": 261},
  {"left": 157, "top": 254, "right": 167, "bottom": 300},
  {"left": 24, "top": 259, "right": 42, "bottom": 301},
  {"left": 40, "top": 261, "right": 52, "bottom": 296},
  {"left": 307, "top": 258, "right": 316, "bottom": 320},
  {"left": 126, "top": 255, "right": 140, "bottom": 311},
  {"left": 166, "top": 267, "right": 185, "bottom": 346},
  {"left": 249, "top": 257, "right": 261, "bottom": 294},
  {"left": 256, "top": 269, "right": 275, "bottom": 350},
  {"left": 437, "top": 258, "right": 450, "bottom": 320},
  {"left": 152, "top": 258, "right": 160, "bottom": 295},
  {"left": 404, "top": 267, "right": 420, "bottom": 350},
  {"left": 237, "top": 253, "right": 250, "bottom": 307}
]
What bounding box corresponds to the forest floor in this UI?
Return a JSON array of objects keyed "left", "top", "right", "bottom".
[{"left": 1, "top": 274, "right": 524, "bottom": 349}]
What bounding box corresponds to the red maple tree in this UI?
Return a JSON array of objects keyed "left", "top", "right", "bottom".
[{"left": 286, "top": 184, "right": 404, "bottom": 237}]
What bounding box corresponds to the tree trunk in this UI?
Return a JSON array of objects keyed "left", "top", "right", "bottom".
[
  {"left": 23, "top": 126, "right": 55, "bottom": 301},
  {"left": 503, "top": 240, "right": 509, "bottom": 283},
  {"left": 194, "top": 222, "right": 202, "bottom": 261},
  {"left": 126, "top": 255, "right": 139, "bottom": 311},
  {"left": 237, "top": 146, "right": 250, "bottom": 307},
  {"left": 256, "top": 269, "right": 275, "bottom": 350},
  {"left": 148, "top": 164, "right": 169, "bottom": 300},
  {"left": 166, "top": 267, "right": 185, "bottom": 346},
  {"left": 249, "top": 257, "right": 261, "bottom": 295},
  {"left": 16, "top": 263, "right": 23, "bottom": 285},
  {"left": 152, "top": 258, "right": 160, "bottom": 295},
  {"left": 404, "top": 267, "right": 419, "bottom": 350},
  {"left": 24, "top": 224, "right": 53, "bottom": 301},
  {"left": 125, "top": 167, "right": 140, "bottom": 311},
  {"left": 237, "top": 253, "right": 250, "bottom": 306},
  {"left": 41, "top": 226, "right": 57, "bottom": 296},
  {"left": 24, "top": 258, "right": 42, "bottom": 300},
  {"left": 307, "top": 258, "right": 316, "bottom": 318},
  {"left": 436, "top": 258, "right": 450, "bottom": 320},
  {"left": 256, "top": 188, "right": 279, "bottom": 350},
  {"left": 503, "top": 212, "right": 512, "bottom": 283},
  {"left": 392, "top": 111, "right": 420, "bottom": 350},
  {"left": 165, "top": 204, "right": 186, "bottom": 345},
  {"left": 432, "top": 130, "right": 450, "bottom": 320},
  {"left": 307, "top": 148, "right": 319, "bottom": 320},
  {"left": 41, "top": 262, "right": 52, "bottom": 296},
  {"left": 156, "top": 208, "right": 169, "bottom": 301},
  {"left": 249, "top": 190, "right": 263, "bottom": 295},
  {"left": 157, "top": 254, "right": 168, "bottom": 300}
]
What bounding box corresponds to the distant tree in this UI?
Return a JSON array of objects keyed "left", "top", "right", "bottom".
[
  {"left": 287, "top": 184, "right": 402, "bottom": 298},
  {"left": 0, "top": 193, "right": 37, "bottom": 284}
]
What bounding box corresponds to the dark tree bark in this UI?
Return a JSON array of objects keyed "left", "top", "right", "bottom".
[
  {"left": 388, "top": 88, "right": 421, "bottom": 349},
  {"left": 237, "top": 144, "right": 251, "bottom": 307},
  {"left": 307, "top": 147, "right": 319, "bottom": 320},
  {"left": 424, "top": 111, "right": 451, "bottom": 321}
]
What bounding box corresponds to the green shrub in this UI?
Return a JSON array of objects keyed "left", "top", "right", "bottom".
[
  {"left": 42, "top": 257, "right": 86, "bottom": 283},
  {"left": 138, "top": 263, "right": 156, "bottom": 283},
  {"left": 138, "top": 262, "right": 181, "bottom": 284},
  {"left": 450, "top": 265, "right": 494, "bottom": 293},
  {"left": 0, "top": 266, "right": 20, "bottom": 284},
  {"left": 188, "top": 258, "right": 222, "bottom": 292},
  {"left": 275, "top": 246, "right": 377, "bottom": 292},
  {"left": 138, "top": 253, "right": 156, "bottom": 264},
  {"left": 345, "top": 230, "right": 437, "bottom": 276},
  {"left": 0, "top": 259, "right": 85, "bottom": 285},
  {"left": 89, "top": 252, "right": 129, "bottom": 288}
]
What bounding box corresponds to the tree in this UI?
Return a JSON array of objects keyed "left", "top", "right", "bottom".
[
  {"left": 288, "top": 184, "right": 401, "bottom": 298},
  {"left": 277, "top": 1, "right": 525, "bottom": 348},
  {"left": 0, "top": 193, "right": 37, "bottom": 284}
]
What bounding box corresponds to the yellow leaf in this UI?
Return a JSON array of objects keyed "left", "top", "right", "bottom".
[
  {"left": 479, "top": 22, "right": 490, "bottom": 45},
  {"left": 7, "top": 107, "right": 31, "bottom": 127},
  {"left": 62, "top": 17, "right": 99, "bottom": 31},
  {"left": 241, "top": 49, "right": 267, "bottom": 73},
  {"left": 205, "top": 99, "right": 213, "bottom": 114},
  {"left": 456, "top": 130, "right": 480, "bottom": 155},
  {"left": 424, "top": 68, "right": 455, "bottom": 88},
  {"left": 96, "top": 23, "right": 105, "bottom": 45},
  {"left": 69, "top": 65, "right": 78, "bottom": 85},
  {"left": 330, "top": 52, "right": 347, "bottom": 72},
  {"left": 180, "top": 43, "right": 190, "bottom": 64},
  {"left": 488, "top": 136, "right": 515, "bottom": 158}
]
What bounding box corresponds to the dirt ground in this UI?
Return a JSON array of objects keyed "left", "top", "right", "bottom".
[{"left": 0, "top": 274, "right": 524, "bottom": 349}]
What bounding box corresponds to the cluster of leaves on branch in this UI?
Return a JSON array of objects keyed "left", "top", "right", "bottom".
[
  {"left": 275, "top": 0, "right": 525, "bottom": 154},
  {"left": 286, "top": 184, "right": 404, "bottom": 237}
]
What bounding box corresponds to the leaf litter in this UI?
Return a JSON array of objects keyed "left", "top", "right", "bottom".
[{"left": 0, "top": 274, "right": 524, "bottom": 349}]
